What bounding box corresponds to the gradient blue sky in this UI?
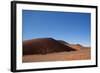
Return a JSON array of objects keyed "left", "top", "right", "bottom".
[{"left": 22, "top": 10, "right": 91, "bottom": 46}]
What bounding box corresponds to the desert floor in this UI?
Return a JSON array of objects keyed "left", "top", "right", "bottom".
[{"left": 22, "top": 48, "right": 91, "bottom": 63}]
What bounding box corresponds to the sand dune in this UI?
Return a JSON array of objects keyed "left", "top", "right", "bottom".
[
  {"left": 23, "top": 38, "right": 76, "bottom": 55},
  {"left": 22, "top": 38, "right": 91, "bottom": 63}
]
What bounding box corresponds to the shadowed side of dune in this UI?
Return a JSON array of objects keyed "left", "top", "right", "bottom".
[{"left": 23, "top": 38, "right": 76, "bottom": 55}]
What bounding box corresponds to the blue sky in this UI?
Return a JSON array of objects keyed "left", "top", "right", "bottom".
[{"left": 22, "top": 10, "right": 91, "bottom": 46}]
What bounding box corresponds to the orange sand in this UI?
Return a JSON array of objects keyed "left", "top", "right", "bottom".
[{"left": 23, "top": 48, "right": 90, "bottom": 63}]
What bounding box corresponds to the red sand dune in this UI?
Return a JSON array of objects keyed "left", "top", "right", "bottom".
[{"left": 23, "top": 38, "right": 76, "bottom": 55}]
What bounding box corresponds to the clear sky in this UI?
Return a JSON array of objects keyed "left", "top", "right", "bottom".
[{"left": 22, "top": 10, "right": 91, "bottom": 46}]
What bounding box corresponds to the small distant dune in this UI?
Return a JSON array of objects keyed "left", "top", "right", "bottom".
[{"left": 66, "top": 44, "right": 84, "bottom": 50}]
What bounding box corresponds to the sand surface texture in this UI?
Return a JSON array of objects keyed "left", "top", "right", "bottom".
[{"left": 23, "top": 48, "right": 90, "bottom": 62}]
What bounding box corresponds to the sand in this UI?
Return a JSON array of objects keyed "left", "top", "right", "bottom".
[{"left": 23, "top": 48, "right": 91, "bottom": 63}]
